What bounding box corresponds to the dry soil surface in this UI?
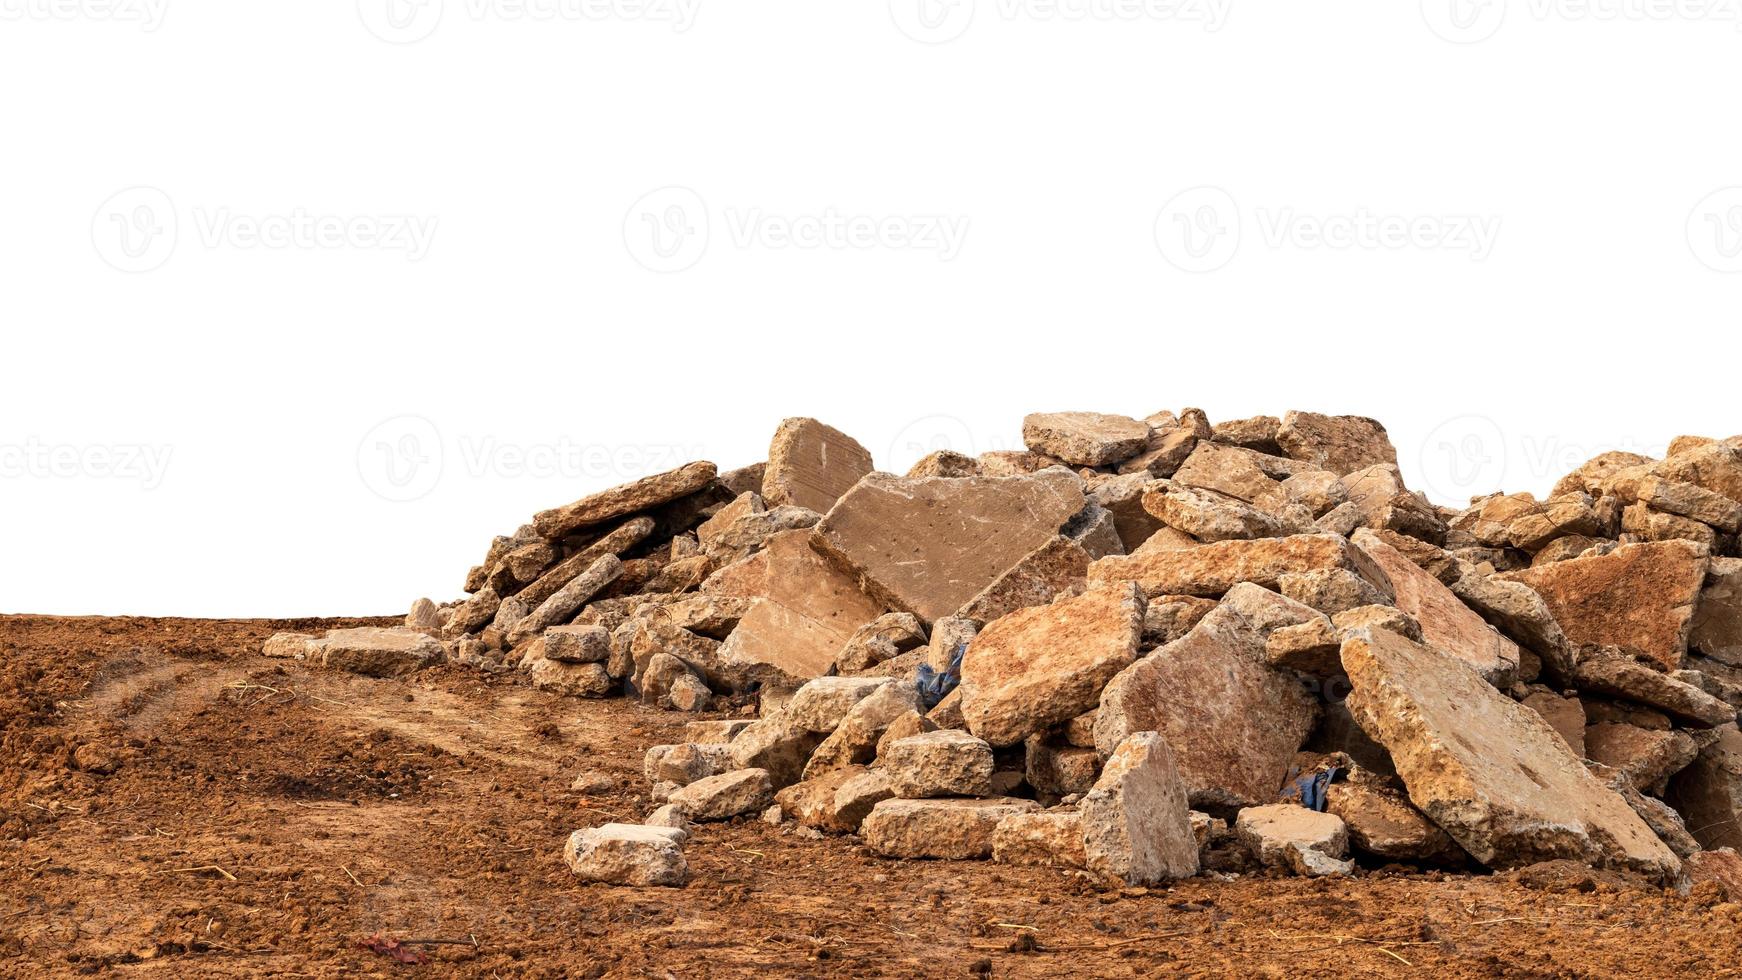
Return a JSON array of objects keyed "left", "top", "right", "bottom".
[{"left": 3, "top": 614, "right": 1740, "bottom": 978}]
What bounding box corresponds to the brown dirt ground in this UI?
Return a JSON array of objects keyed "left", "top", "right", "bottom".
[{"left": 3, "top": 615, "right": 1741, "bottom": 979}]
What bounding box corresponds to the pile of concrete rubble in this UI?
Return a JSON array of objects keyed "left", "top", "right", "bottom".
[{"left": 269, "top": 411, "right": 1742, "bottom": 893}]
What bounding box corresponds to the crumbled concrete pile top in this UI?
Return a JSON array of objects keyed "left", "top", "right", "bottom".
[{"left": 276, "top": 410, "right": 1742, "bottom": 888}]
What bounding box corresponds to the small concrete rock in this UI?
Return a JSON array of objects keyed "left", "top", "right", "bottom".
[
  {"left": 563, "top": 824, "right": 687, "bottom": 886},
  {"left": 862, "top": 797, "right": 1042, "bottom": 859},
  {"left": 1236, "top": 804, "right": 1356, "bottom": 876},
  {"left": 880, "top": 729, "right": 995, "bottom": 799},
  {"left": 667, "top": 768, "right": 775, "bottom": 821}
]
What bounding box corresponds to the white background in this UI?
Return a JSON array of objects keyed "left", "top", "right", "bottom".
[{"left": 3, "top": 0, "right": 1739, "bottom": 617}]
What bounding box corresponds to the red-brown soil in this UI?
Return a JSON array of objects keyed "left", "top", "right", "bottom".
[{"left": 3, "top": 614, "right": 1740, "bottom": 978}]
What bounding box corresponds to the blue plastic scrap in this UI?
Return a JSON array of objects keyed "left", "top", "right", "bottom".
[
  {"left": 1282, "top": 765, "right": 1341, "bottom": 812},
  {"left": 915, "top": 642, "right": 968, "bottom": 710}
]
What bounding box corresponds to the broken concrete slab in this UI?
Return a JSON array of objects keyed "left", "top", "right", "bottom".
[
  {"left": 1340, "top": 628, "right": 1679, "bottom": 877},
  {"left": 1585, "top": 722, "right": 1702, "bottom": 792},
  {"left": 667, "top": 768, "right": 774, "bottom": 821},
  {"left": 316, "top": 627, "right": 445, "bottom": 677},
  {"left": 563, "top": 824, "right": 687, "bottom": 886},
  {"left": 774, "top": 765, "right": 895, "bottom": 834},
  {"left": 958, "top": 582, "right": 1144, "bottom": 747},
  {"left": 1235, "top": 804, "right": 1355, "bottom": 876},
  {"left": 1692, "top": 558, "right": 1742, "bottom": 667},
  {"left": 992, "top": 810, "right": 1087, "bottom": 868},
  {"left": 1090, "top": 533, "right": 1392, "bottom": 600},
  {"left": 786, "top": 676, "right": 891, "bottom": 734},
  {"left": 727, "top": 711, "right": 825, "bottom": 789},
  {"left": 1571, "top": 648, "right": 1736, "bottom": 728},
  {"left": 955, "top": 535, "right": 1091, "bottom": 624},
  {"left": 1022, "top": 412, "right": 1152, "bottom": 467},
  {"left": 1499, "top": 540, "right": 1709, "bottom": 673},
  {"left": 879, "top": 729, "right": 995, "bottom": 798},
  {"left": 1276, "top": 411, "right": 1397, "bottom": 477},
  {"left": 544, "top": 624, "right": 611, "bottom": 663},
  {"left": 530, "top": 658, "right": 614, "bottom": 697},
  {"left": 1353, "top": 529, "right": 1520, "bottom": 687},
  {"left": 508, "top": 554, "right": 624, "bottom": 647},
  {"left": 811, "top": 470, "right": 1084, "bottom": 624},
  {"left": 1094, "top": 603, "right": 1318, "bottom": 813},
  {"left": 1325, "top": 771, "right": 1459, "bottom": 861},
  {"left": 1142, "top": 480, "right": 1305, "bottom": 542},
  {"left": 534, "top": 461, "right": 718, "bottom": 539},
  {"left": 862, "top": 797, "right": 1042, "bottom": 860},
  {"left": 1079, "top": 732, "right": 1199, "bottom": 884},
  {"left": 762, "top": 417, "right": 875, "bottom": 515}
]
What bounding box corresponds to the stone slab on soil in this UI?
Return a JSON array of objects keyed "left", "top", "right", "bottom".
[
  {"left": 774, "top": 766, "right": 894, "bottom": 834},
  {"left": 810, "top": 470, "right": 1084, "bottom": 624},
  {"left": 958, "top": 583, "right": 1144, "bottom": 747},
  {"left": 534, "top": 461, "right": 718, "bottom": 539},
  {"left": 1079, "top": 732, "right": 1199, "bottom": 884},
  {"left": 316, "top": 627, "right": 445, "bottom": 677},
  {"left": 1341, "top": 628, "right": 1680, "bottom": 877},
  {"left": 563, "top": 824, "right": 687, "bottom": 886},
  {"left": 762, "top": 417, "right": 875, "bottom": 515},
  {"left": 862, "top": 797, "right": 1042, "bottom": 860},
  {"left": 992, "top": 811, "right": 1087, "bottom": 868},
  {"left": 1235, "top": 804, "right": 1355, "bottom": 876},
  {"left": 667, "top": 769, "right": 774, "bottom": 821},
  {"left": 1499, "top": 540, "right": 1708, "bottom": 672}
]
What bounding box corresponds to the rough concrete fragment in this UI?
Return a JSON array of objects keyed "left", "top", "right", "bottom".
[
  {"left": 775, "top": 765, "right": 895, "bottom": 833},
  {"left": 1278, "top": 567, "right": 1392, "bottom": 616},
  {"left": 862, "top": 797, "right": 1042, "bottom": 859},
  {"left": 1143, "top": 481, "right": 1304, "bottom": 542},
  {"left": 992, "top": 811, "right": 1087, "bottom": 868},
  {"left": 445, "top": 586, "right": 502, "bottom": 638},
  {"left": 1235, "top": 804, "right": 1356, "bottom": 876},
  {"left": 534, "top": 461, "right": 718, "bottom": 539},
  {"left": 811, "top": 470, "right": 1084, "bottom": 624},
  {"left": 1117, "top": 426, "right": 1198, "bottom": 479},
  {"left": 1170, "top": 441, "right": 1289, "bottom": 509},
  {"left": 1353, "top": 529, "right": 1520, "bottom": 687},
  {"left": 1090, "top": 533, "right": 1391, "bottom": 600},
  {"left": 1521, "top": 690, "right": 1587, "bottom": 757},
  {"left": 1277, "top": 411, "right": 1397, "bottom": 477},
  {"left": 667, "top": 768, "right": 774, "bottom": 821},
  {"left": 1212, "top": 415, "right": 1282, "bottom": 453},
  {"left": 651, "top": 742, "right": 736, "bottom": 786},
  {"left": 1095, "top": 604, "right": 1318, "bottom": 812},
  {"left": 728, "top": 711, "right": 825, "bottom": 789},
  {"left": 544, "top": 624, "right": 611, "bottom": 663},
  {"left": 1325, "top": 771, "right": 1458, "bottom": 861},
  {"left": 667, "top": 673, "right": 713, "bottom": 711},
  {"left": 905, "top": 450, "right": 979, "bottom": 478},
  {"left": 1585, "top": 723, "right": 1701, "bottom": 791},
  {"left": 262, "top": 632, "right": 316, "bottom": 659},
  {"left": 1079, "top": 732, "right": 1199, "bottom": 883},
  {"left": 1341, "top": 628, "right": 1680, "bottom": 876},
  {"left": 786, "top": 676, "right": 891, "bottom": 734},
  {"left": 1143, "top": 594, "right": 1219, "bottom": 645},
  {"left": 530, "top": 658, "right": 613, "bottom": 697},
  {"left": 684, "top": 719, "right": 751, "bottom": 744},
  {"left": 317, "top": 627, "right": 445, "bottom": 677},
  {"left": 879, "top": 729, "right": 995, "bottom": 798},
  {"left": 563, "top": 824, "right": 686, "bottom": 886},
  {"left": 406, "top": 597, "right": 441, "bottom": 630},
  {"left": 1090, "top": 473, "right": 1166, "bottom": 553},
  {"left": 805, "top": 681, "right": 925, "bottom": 778},
  {"left": 1025, "top": 737, "right": 1100, "bottom": 796},
  {"left": 1499, "top": 540, "right": 1708, "bottom": 672},
  {"left": 1332, "top": 605, "right": 1422, "bottom": 642},
  {"left": 509, "top": 555, "right": 624, "bottom": 646},
  {"left": 1692, "top": 558, "right": 1742, "bottom": 667},
  {"left": 958, "top": 583, "right": 1143, "bottom": 747},
  {"left": 834, "top": 612, "right": 927, "bottom": 673},
  {"left": 1443, "top": 560, "right": 1577, "bottom": 680},
  {"left": 1572, "top": 648, "right": 1736, "bottom": 727},
  {"left": 709, "top": 530, "right": 884, "bottom": 689},
  {"left": 1281, "top": 470, "right": 1347, "bottom": 517},
  {"left": 1023, "top": 412, "right": 1151, "bottom": 467},
  {"left": 763, "top": 417, "right": 875, "bottom": 515},
  {"left": 1265, "top": 617, "right": 1344, "bottom": 675},
  {"left": 977, "top": 450, "right": 1065, "bottom": 477},
  {"left": 955, "top": 535, "right": 1090, "bottom": 624}
]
